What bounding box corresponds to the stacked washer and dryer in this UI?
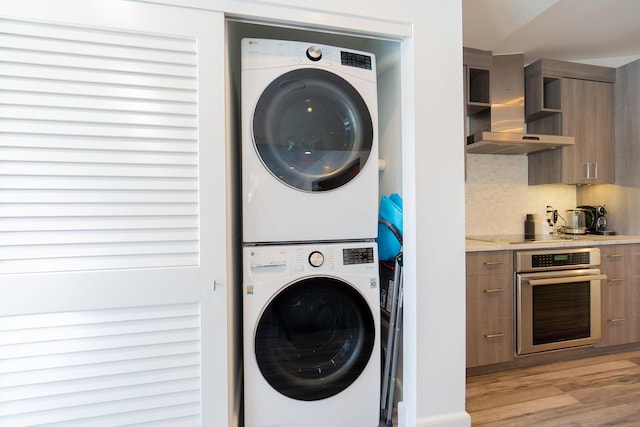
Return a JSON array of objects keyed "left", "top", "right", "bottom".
[{"left": 241, "top": 38, "right": 381, "bottom": 427}]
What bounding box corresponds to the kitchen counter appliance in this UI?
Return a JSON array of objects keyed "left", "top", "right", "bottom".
[
  {"left": 564, "top": 208, "right": 592, "bottom": 235},
  {"left": 578, "top": 205, "right": 616, "bottom": 235},
  {"left": 516, "top": 247, "right": 606, "bottom": 355}
]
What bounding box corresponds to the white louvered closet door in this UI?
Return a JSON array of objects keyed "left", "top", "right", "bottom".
[{"left": 0, "top": 1, "right": 228, "bottom": 426}]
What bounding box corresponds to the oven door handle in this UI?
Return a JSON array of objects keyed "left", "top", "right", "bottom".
[{"left": 524, "top": 274, "right": 607, "bottom": 286}]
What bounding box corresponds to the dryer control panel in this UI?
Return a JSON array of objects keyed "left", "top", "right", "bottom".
[{"left": 242, "top": 38, "right": 376, "bottom": 79}]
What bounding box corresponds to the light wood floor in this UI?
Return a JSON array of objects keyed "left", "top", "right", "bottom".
[{"left": 466, "top": 349, "right": 640, "bottom": 426}]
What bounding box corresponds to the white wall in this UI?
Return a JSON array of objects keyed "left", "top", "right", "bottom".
[
  {"left": 465, "top": 154, "right": 577, "bottom": 236},
  {"left": 405, "top": 2, "right": 469, "bottom": 426}
]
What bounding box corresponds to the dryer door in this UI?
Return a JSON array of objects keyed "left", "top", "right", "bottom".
[
  {"left": 252, "top": 68, "right": 374, "bottom": 192},
  {"left": 254, "top": 276, "right": 375, "bottom": 401}
]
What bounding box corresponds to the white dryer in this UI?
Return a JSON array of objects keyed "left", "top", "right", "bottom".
[
  {"left": 243, "top": 241, "right": 380, "bottom": 427},
  {"left": 241, "top": 38, "right": 379, "bottom": 244}
]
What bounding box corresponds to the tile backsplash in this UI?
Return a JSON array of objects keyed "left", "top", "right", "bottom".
[{"left": 465, "top": 154, "right": 577, "bottom": 236}]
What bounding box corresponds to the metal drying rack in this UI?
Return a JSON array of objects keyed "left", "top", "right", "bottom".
[{"left": 379, "top": 219, "right": 403, "bottom": 426}]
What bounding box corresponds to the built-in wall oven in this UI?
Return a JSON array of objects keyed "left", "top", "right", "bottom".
[{"left": 516, "top": 247, "right": 607, "bottom": 355}]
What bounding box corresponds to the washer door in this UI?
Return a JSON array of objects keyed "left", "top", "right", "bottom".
[
  {"left": 254, "top": 276, "right": 375, "bottom": 401},
  {"left": 252, "top": 68, "right": 374, "bottom": 192}
]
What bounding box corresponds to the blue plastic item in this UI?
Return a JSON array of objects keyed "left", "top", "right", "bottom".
[{"left": 377, "top": 194, "right": 403, "bottom": 261}]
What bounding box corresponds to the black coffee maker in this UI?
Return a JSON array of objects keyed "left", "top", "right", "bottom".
[{"left": 577, "top": 205, "right": 616, "bottom": 235}]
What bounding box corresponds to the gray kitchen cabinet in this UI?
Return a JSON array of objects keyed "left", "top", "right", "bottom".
[
  {"left": 525, "top": 74, "right": 562, "bottom": 122},
  {"left": 615, "top": 58, "right": 640, "bottom": 187},
  {"left": 466, "top": 251, "right": 514, "bottom": 368},
  {"left": 599, "top": 244, "right": 640, "bottom": 346},
  {"left": 463, "top": 47, "right": 492, "bottom": 139},
  {"left": 526, "top": 60, "right": 615, "bottom": 185}
]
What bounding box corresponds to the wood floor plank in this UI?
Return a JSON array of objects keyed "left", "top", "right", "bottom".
[
  {"left": 499, "top": 360, "right": 638, "bottom": 388},
  {"left": 467, "top": 360, "right": 638, "bottom": 399},
  {"left": 558, "top": 366, "right": 640, "bottom": 397},
  {"left": 505, "top": 400, "right": 640, "bottom": 427},
  {"left": 470, "top": 394, "right": 580, "bottom": 425},
  {"left": 548, "top": 403, "right": 640, "bottom": 426},
  {"left": 466, "top": 384, "right": 565, "bottom": 412}
]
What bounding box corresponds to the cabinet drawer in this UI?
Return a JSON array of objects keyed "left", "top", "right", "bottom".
[
  {"left": 466, "top": 317, "right": 514, "bottom": 367},
  {"left": 466, "top": 274, "right": 513, "bottom": 321},
  {"left": 602, "top": 278, "right": 631, "bottom": 308},
  {"left": 601, "top": 306, "right": 636, "bottom": 347},
  {"left": 466, "top": 251, "right": 513, "bottom": 277},
  {"left": 600, "top": 245, "right": 631, "bottom": 277}
]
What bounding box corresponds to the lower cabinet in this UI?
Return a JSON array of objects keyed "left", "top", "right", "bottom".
[
  {"left": 466, "top": 251, "right": 514, "bottom": 368},
  {"left": 599, "top": 244, "right": 640, "bottom": 346}
]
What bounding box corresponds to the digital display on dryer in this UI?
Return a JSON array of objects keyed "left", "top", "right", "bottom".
[
  {"left": 343, "top": 247, "right": 374, "bottom": 265},
  {"left": 341, "top": 51, "right": 372, "bottom": 70}
]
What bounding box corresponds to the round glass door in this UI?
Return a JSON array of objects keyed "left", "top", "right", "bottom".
[
  {"left": 252, "top": 68, "right": 374, "bottom": 192},
  {"left": 254, "top": 277, "right": 375, "bottom": 401}
]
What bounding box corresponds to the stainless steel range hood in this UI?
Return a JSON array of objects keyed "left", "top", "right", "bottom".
[
  {"left": 466, "top": 131, "right": 574, "bottom": 155},
  {"left": 466, "top": 54, "right": 574, "bottom": 155}
]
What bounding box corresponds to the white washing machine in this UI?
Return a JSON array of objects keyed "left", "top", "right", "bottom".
[
  {"left": 243, "top": 241, "right": 380, "bottom": 427},
  {"left": 241, "top": 38, "right": 379, "bottom": 244}
]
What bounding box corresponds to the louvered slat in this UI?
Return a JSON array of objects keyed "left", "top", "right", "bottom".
[
  {"left": 1, "top": 18, "right": 196, "bottom": 53},
  {"left": 2, "top": 92, "right": 197, "bottom": 116},
  {"left": 0, "top": 216, "right": 198, "bottom": 232},
  {"left": 0, "top": 105, "right": 198, "bottom": 128},
  {"left": 1, "top": 148, "right": 197, "bottom": 166}
]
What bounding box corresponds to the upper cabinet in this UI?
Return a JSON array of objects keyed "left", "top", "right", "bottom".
[
  {"left": 526, "top": 59, "right": 616, "bottom": 185},
  {"left": 525, "top": 74, "right": 561, "bottom": 122},
  {"left": 463, "top": 47, "right": 492, "bottom": 138},
  {"left": 615, "top": 58, "right": 640, "bottom": 187}
]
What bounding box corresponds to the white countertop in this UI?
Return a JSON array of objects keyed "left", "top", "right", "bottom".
[{"left": 466, "top": 234, "right": 640, "bottom": 252}]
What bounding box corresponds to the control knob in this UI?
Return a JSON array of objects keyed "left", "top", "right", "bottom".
[
  {"left": 306, "top": 46, "right": 322, "bottom": 61},
  {"left": 308, "top": 251, "right": 324, "bottom": 267}
]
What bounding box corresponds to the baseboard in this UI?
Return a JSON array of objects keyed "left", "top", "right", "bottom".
[{"left": 413, "top": 410, "right": 470, "bottom": 427}]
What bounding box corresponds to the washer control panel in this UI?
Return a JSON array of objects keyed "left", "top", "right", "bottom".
[
  {"left": 298, "top": 247, "right": 335, "bottom": 271},
  {"left": 245, "top": 243, "right": 377, "bottom": 276}
]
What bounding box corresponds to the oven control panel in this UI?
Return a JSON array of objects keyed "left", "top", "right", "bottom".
[
  {"left": 516, "top": 247, "right": 600, "bottom": 272},
  {"left": 531, "top": 251, "right": 591, "bottom": 268}
]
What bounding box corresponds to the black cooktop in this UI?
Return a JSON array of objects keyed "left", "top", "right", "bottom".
[{"left": 467, "top": 234, "right": 581, "bottom": 244}]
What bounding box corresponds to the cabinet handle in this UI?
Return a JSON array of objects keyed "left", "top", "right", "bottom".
[
  {"left": 608, "top": 254, "right": 624, "bottom": 258},
  {"left": 484, "top": 333, "right": 505, "bottom": 339},
  {"left": 484, "top": 288, "right": 505, "bottom": 293},
  {"left": 525, "top": 274, "right": 607, "bottom": 286},
  {"left": 584, "top": 162, "right": 598, "bottom": 180},
  {"left": 608, "top": 318, "right": 626, "bottom": 323},
  {"left": 484, "top": 261, "right": 504, "bottom": 266},
  {"left": 608, "top": 278, "right": 624, "bottom": 283}
]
